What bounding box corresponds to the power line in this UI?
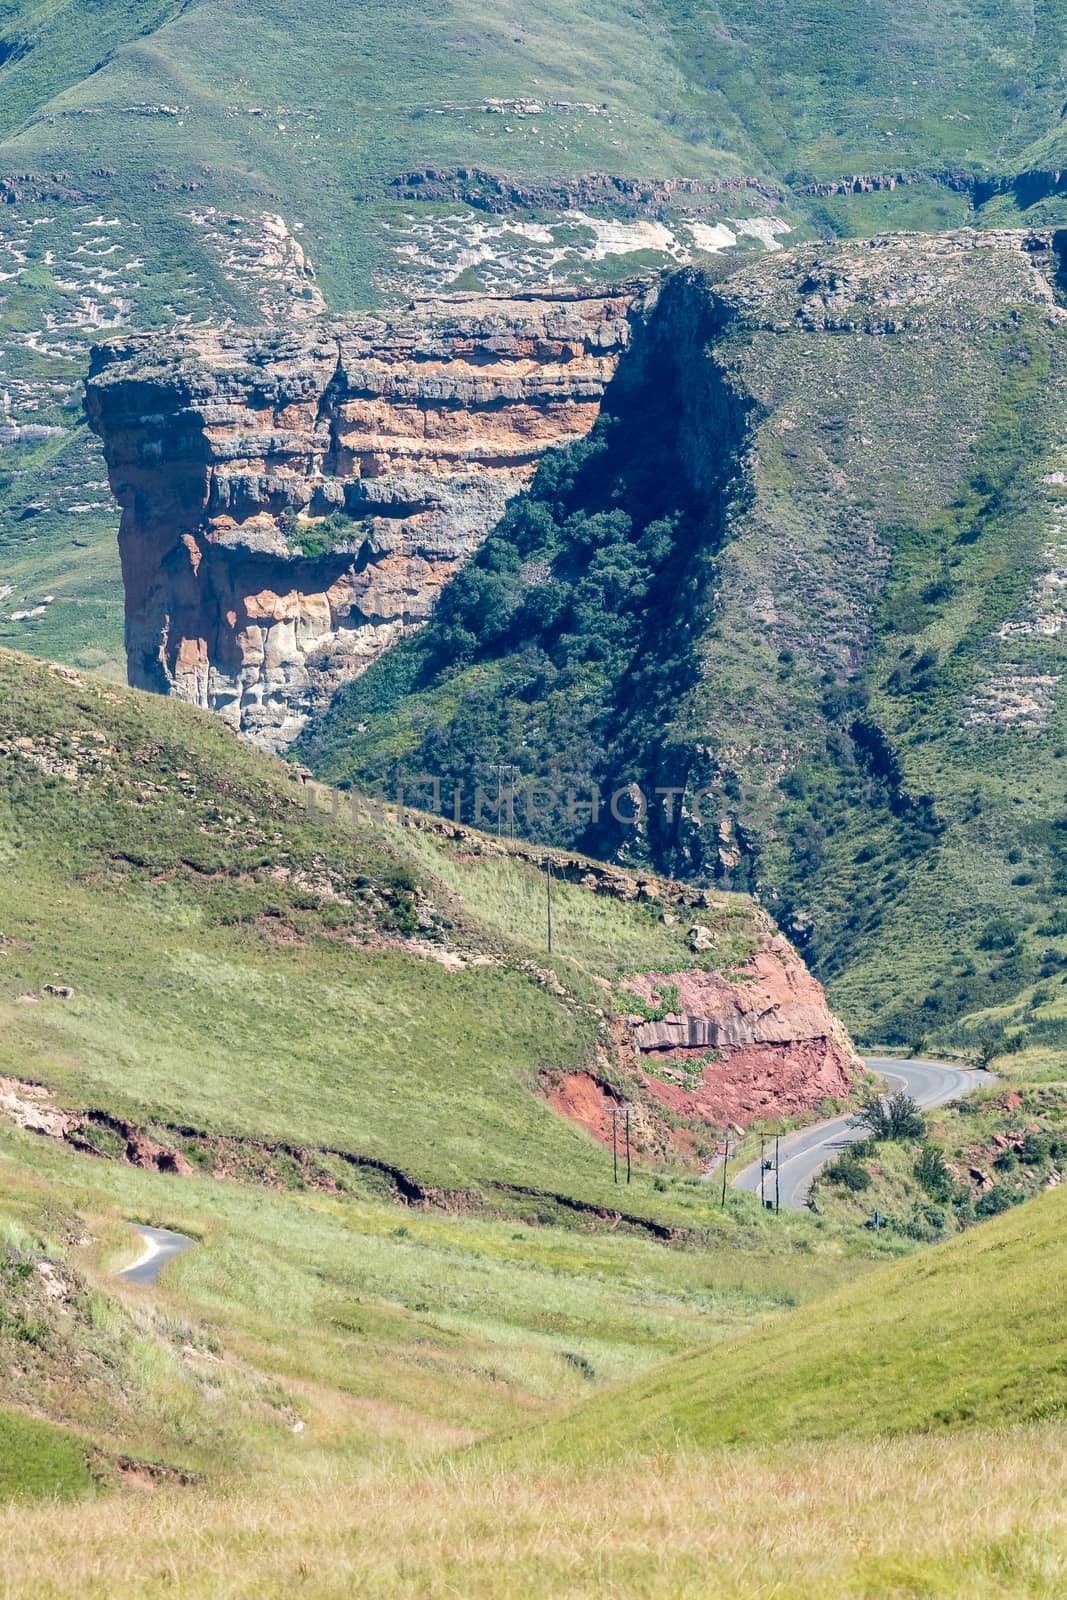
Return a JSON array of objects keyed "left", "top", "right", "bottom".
[{"left": 546, "top": 857, "right": 553, "bottom": 953}]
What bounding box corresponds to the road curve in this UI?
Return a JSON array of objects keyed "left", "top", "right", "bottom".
[
  {"left": 116, "top": 1224, "right": 195, "bottom": 1286},
  {"left": 732, "top": 1056, "right": 988, "bottom": 1211}
]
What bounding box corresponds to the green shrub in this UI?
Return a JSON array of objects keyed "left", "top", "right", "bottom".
[
  {"left": 851, "top": 1092, "right": 926, "bottom": 1143},
  {"left": 914, "top": 1143, "right": 953, "bottom": 1201},
  {"left": 823, "top": 1152, "right": 872, "bottom": 1191},
  {"left": 975, "top": 1184, "right": 1024, "bottom": 1218},
  {"left": 1020, "top": 1132, "right": 1054, "bottom": 1166}
]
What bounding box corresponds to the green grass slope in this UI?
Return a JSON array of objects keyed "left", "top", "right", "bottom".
[
  {"left": 10, "top": 1102, "right": 1063, "bottom": 1599},
  {"left": 0, "top": 1410, "right": 93, "bottom": 1503},
  {"left": 0, "top": 1112, "right": 868, "bottom": 1496},
  {"left": 520, "top": 1174, "right": 1067, "bottom": 1461},
  {"left": 0, "top": 645, "right": 785, "bottom": 1229}
]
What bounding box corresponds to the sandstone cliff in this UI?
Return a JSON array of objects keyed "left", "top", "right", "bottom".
[
  {"left": 618, "top": 940, "right": 859, "bottom": 1131},
  {"left": 85, "top": 288, "right": 634, "bottom": 749}
]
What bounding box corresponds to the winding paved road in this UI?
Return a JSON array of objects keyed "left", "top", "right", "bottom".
[
  {"left": 116, "top": 1224, "right": 195, "bottom": 1286},
  {"left": 732, "top": 1056, "right": 988, "bottom": 1211}
]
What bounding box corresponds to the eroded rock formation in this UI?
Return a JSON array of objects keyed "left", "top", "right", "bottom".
[
  {"left": 85, "top": 288, "right": 634, "bottom": 749},
  {"left": 620, "top": 940, "right": 860, "bottom": 1129},
  {"left": 547, "top": 934, "right": 860, "bottom": 1152},
  {"left": 623, "top": 941, "right": 853, "bottom": 1054}
]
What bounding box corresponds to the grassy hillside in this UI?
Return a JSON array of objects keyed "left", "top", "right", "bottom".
[
  {"left": 6, "top": 0, "right": 1067, "bottom": 676},
  {"left": 0, "top": 1111, "right": 865, "bottom": 1496},
  {"left": 0, "top": 638, "right": 900, "bottom": 1528},
  {"left": 303, "top": 241, "right": 1067, "bottom": 1056},
  {"left": 7, "top": 1424, "right": 1067, "bottom": 1596},
  {"left": 510, "top": 1172, "right": 1067, "bottom": 1462},
  {"left": 1, "top": 1087, "right": 1066, "bottom": 1595},
  {"left": 0, "top": 643, "right": 796, "bottom": 1225},
  {"left": 1, "top": 657, "right": 1064, "bottom": 1589}
]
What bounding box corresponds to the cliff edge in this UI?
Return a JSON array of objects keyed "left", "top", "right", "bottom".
[{"left": 85, "top": 288, "right": 636, "bottom": 750}]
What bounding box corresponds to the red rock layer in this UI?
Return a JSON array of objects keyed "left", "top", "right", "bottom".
[
  {"left": 640, "top": 1038, "right": 856, "bottom": 1127},
  {"left": 549, "top": 935, "right": 862, "bottom": 1153}
]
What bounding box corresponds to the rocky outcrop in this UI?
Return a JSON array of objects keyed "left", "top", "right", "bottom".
[
  {"left": 85, "top": 288, "right": 635, "bottom": 750},
  {"left": 619, "top": 938, "right": 861, "bottom": 1129},
  {"left": 545, "top": 936, "right": 860, "bottom": 1150},
  {"left": 387, "top": 167, "right": 786, "bottom": 213},
  {"left": 796, "top": 169, "right": 977, "bottom": 198},
  {"left": 623, "top": 938, "right": 856, "bottom": 1056}
]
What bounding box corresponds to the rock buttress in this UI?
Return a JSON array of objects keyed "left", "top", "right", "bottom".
[
  {"left": 618, "top": 935, "right": 862, "bottom": 1132},
  {"left": 85, "top": 287, "right": 635, "bottom": 750}
]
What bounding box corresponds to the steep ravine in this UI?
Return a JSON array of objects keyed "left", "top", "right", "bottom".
[{"left": 293, "top": 229, "right": 1067, "bottom": 1046}]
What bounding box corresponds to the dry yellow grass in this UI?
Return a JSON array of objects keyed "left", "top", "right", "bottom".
[{"left": 3, "top": 1423, "right": 1067, "bottom": 1598}]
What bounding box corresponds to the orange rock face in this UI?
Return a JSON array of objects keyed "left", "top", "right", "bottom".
[
  {"left": 621, "top": 937, "right": 853, "bottom": 1053},
  {"left": 86, "top": 288, "right": 635, "bottom": 750},
  {"left": 616, "top": 935, "right": 861, "bottom": 1136},
  {"left": 639, "top": 1038, "right": 857, "bottom": 1130}
]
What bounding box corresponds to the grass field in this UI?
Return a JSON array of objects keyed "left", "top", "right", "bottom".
[
  {"left": 0, "top": 1410, "right": 93, "bottom": 1504},
  {"left": 6, "top": 1425, "right": 1067, "bottom": 1598},
  {"left": 3, "top": 1078, "right": 1067, "bottom": 1596},
  {"left": 512, "top": 1176, "right": 1067, "bottom": 1462}
]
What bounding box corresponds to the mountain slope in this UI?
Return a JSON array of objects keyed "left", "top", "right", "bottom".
[
  {"left": 0, "top": 640, "right": 875, "bottom": 1517},
  {"left": 7, "top": 0, "right": 1067, "bottom": 679},
  {"left": 300, "top": 230, "right": 1067, "bottom": 1052},
  {"left": 0, "top": 645, "right": 858, "bottom": 1226},
  {"left": 507, "top": 1170, "right": 1067, "bottom": 1460}
]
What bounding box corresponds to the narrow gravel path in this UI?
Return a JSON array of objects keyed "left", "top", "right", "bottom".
[{"left": 116, "top": 1224, "right": 195, "bottom": 1285}]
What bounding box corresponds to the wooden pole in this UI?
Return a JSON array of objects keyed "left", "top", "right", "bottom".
[
  {"left": 546, "top": 861, "right": 553, "bottom": 954},
  {"left": 720, "top": 1137, "right": 729, "bottom": 1208},
  {"left": 775, "top": 1135, "right": 780, "bottom": 1213},
  {"left": 760, "top": 1133, "right": 766, "bottom": 1206},
  {"left": 625, "top": 1107, "right": 631, "bottom": 1185},
  {"left": 612, "top": 1109, "right": 618, "bottom": 1185}
]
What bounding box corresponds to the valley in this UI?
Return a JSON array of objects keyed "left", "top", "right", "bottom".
[{"left": 3, "top": 1, "right": 1067, "bottom": 1592}]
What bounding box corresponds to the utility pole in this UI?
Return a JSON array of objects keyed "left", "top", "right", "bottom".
[
  {"left": 720, "top": 1136, "right": 729, "bottom": 1208},
  {"left": 546, "top": 859, "right": 553, "bottom": 954},
  {"left": 625, "top": 1107, "right": 631, "bottom": 1185},
  {"left": 775, "top": 1134, "right": 780, "bottom": 1213},
  {"left": 760, "top": 1133, "right": 766, "bottom": 1207},
  {"left": 612, "top": 1109, "right": 618, "bottom": 1185}
]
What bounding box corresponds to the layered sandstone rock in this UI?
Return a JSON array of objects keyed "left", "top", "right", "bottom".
[
  {"left": 618, "top": 938, "right": 860, "bottom": 1129},
  {"left": 622, "top": 939, "right": 853, "bottom": 1055},
  {"left": 544, "top": 932, "right": 860, "bottom": 1152},
  {"left": 85, "top": 288, "right": 635, "bottom": 750}
]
